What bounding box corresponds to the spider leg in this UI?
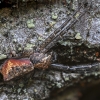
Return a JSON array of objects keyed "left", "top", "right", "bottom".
[
  {"left": 50, "top": 63, "right": 69, "bottom": 72},
  {"left": 50, "top": 62, "right": 100, "bottom": 73},
  {"left": 51, "top": 51, "right": 58, "bottom": 63}
]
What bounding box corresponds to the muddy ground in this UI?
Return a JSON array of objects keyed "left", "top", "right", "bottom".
[{"left": 0, "top": 0, "right": 100, "bottom": 100}]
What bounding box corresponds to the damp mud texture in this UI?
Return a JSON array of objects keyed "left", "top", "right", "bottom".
[{"left": 0, "top": 0, "right": 100, "bottom": 100}]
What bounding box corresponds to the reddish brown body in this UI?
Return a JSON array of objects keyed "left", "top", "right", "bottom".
[{"left": 0, "top": 58, "right": 34, "bottom": 81}]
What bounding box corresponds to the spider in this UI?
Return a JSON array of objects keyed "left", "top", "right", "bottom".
[{"left": 0, "top": 0, "right": 98, "bottom": 81}]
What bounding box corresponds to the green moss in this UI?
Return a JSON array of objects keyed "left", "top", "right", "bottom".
[
  {"left": 18, "top": 47, "right": 22, "bottom": 51},
  {"left": 0, "top": 54, "right": 7, "bottom": 60},
  {"left": 38, "top": 37, "right": 44, "bottom": 41},
  {"left": 58, "top": 40, "right": 67, "bottom": 46},
  {"left": 65, "top": 77, "right": 69, "bottom": 81},
  {"left": 51, "top": 13, "right": 58, "bottom": 20},
  {"left": 17, "top": 88, "right": 21, "bottom": 93},
  {"left": 27, "top": 19, "right": 35, "bottom": 28},
  {"left": 34, "top": 89, "right": 37, "bottom": 93},
  {"left": 75, "top": 12, "right": 80, "bottom": 19},
  {"left": 75, "top": 33, "right": 82, "bottom": 39},
  {"left": 56, "top": 82, "right": 62, "bottom": 88},
  {"left": 19, "top": 83, "right": 24, "bottom": 88},
  {"left": 24, "top": 43, "right": 35, "bottom": 50},
  {"left": 49, "top": 21, "right": 56, "bottom": 27}
]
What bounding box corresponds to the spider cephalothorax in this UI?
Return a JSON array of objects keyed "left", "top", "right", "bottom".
[{"left": 30, "top": 52, "right": 52, "bottom": 69}]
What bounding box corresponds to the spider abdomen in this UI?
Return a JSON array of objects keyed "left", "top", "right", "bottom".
[{"left": 0, "top": 58, "right": 34, "bottom": 81}]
